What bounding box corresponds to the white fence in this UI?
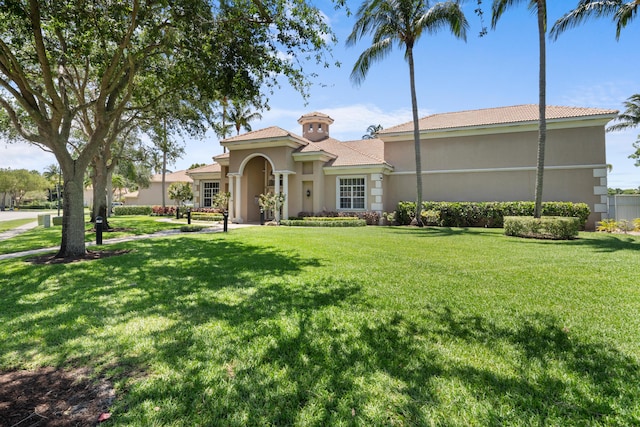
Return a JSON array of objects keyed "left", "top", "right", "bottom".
[{"left": 608, "top": 195, "right": 640, "bottom": 221}]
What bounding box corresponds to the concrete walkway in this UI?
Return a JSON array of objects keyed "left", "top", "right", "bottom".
[
  {"left": 0, "top": 222, "right": 256, "bottom": 261},
  {"left": 0, "top": 220, "right": 39, "bottom": 241}
]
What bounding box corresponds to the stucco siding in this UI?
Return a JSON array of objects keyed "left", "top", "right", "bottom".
[{"left": 386, "top": 126, "right": 607, "bottom": 172}]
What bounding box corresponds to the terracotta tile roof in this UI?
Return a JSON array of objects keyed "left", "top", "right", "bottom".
[
  {"left": 299, "top": 111, "right": 333, "bottom": 120},
  {"left": 379, "top": 104, "right": 619, "bottom": 134},
  {"left": 150, "top": 169, "right": 192, "bottom": 183},
  {"left": 186, "top": 163, "right": 221, "bottom": 174},
  {"left": 222, "top": 126, "right": 304, "bottom": 143},
  {"left": 303, "top": 137, "right": 389, "bottom": 167},
  {"left": 298, "top": 111, "right": 333, "bottom": 124}
]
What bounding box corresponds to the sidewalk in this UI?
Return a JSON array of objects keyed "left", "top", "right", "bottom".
[
  {"left": 0, "top": 221, "right": 39, "bottom": 241},
  {"left": 0, "top": 222, "right": 255, "bottom": 261}
]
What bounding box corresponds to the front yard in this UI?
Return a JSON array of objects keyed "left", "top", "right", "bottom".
[{"left": 1, "top": 224, "right": 639, "bottom": 425}]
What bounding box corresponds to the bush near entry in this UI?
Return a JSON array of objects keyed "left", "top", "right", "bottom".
[
  {"left": 395, "top": 201, "right": 590, "bottom": 229},
  {"left": 504, "top": 216, "right": 581, "bottom": 240}
]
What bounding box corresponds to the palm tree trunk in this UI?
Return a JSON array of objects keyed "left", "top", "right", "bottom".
[
  {"left": 407, "top": 46, "right": 424, "bottom": 226},
  {"left": 534, "top": 0, "right": 547, "bottom": 218}
]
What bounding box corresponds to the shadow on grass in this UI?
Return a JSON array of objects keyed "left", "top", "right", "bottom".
[
  {"left": 503, "top": 232, "right": 640, "bottom": 252},
  {"left": 386, "top": 225, "right": 499, "bottom": 238},
  {"left": 390, "top": 225, "right": 640, "bottom": 253},
  {"left": 1, "top": 234, "right": 639, "bottom": 425}
]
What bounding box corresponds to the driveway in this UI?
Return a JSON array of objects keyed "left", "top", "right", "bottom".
[{"left": 0, "top": 210, "right": 58, "bottom": 222}]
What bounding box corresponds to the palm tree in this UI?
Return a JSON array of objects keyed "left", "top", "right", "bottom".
[
  {"left": 608, "top": 94, "right": 640, "bottom": 166},
  {"left": 43, "top": 164, "right": 62, "bottom": 215},
  {"left": 111, "top": 174, "right": 128, "bottom": 202},
  {"left": 228, "top": 101, "right": 263, "bottom": 135},
  {"left": 347, "top": 0, "right": 468, "bottom": 226},
  {"left": 362, "top": 124, "right": 383, "bottom": 139},
  {"left": 551, "top": 0, "right": 639, "bottom": 40},
  {"left": 492, "top": 0, "right": 547, "bottom": 218}
]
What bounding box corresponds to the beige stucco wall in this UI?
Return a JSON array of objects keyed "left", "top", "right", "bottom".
[
  {"left": 381, "top": 125, "right": 607, "bottom": 229},
  {"left": 125, "top": 182, "right": 182, "bottom": 206},
  {"left": 229, "top": 146, "right": 296, "bottom": 174},
  {"left": 385, "top": 126, "right": 606, "bottom": 173}
]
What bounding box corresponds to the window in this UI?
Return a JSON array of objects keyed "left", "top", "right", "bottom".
[
  {"left": 202, "top": 181, "right": 219, "bottom": 207},
  {"left": 338, "top": 177, "right": 365, "bottom": 210}
]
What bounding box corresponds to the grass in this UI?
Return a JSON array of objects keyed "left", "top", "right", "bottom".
[
  {"left": 0, "top": 216, "right": 184, "bottom": 255},
  {"left": 0, "top": 218, "right": 35, "bottom": 232},
  {"left": 1, "top": 225, "right": 639, "bottom": 425}
]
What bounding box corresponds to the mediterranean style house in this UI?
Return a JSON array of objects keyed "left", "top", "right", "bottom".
[{"left": 186, "top": 105, "right": 617, "bottom": 229}]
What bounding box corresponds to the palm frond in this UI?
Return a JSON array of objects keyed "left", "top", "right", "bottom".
[
  {"left": 550, "top": 0, "right": 623, "bottom": 39},
  {"left": 491, "top": 0, "right": 526, "bottom": 28},
  {"left": 607, "top": 94, "right": 640, "bottom": 132},
  {"left": 350, "top": 38, "right": 394, "bottom": 86},
  {"left": 420, "top": 1, "right": 469, "bottom": 39},
  {"left": 615, "top": 1, "right": 639, "bottom": 37}
]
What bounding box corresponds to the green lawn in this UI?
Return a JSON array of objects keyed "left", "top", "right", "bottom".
[
  {"left": 0, "top": 218, "right": 35, "bottom": 232},
  {"left": 1, "top": 226, "right": 639, "bottom": 425},
  {"left": 0, "top": 216, "right": 185, "bottom": 255}
]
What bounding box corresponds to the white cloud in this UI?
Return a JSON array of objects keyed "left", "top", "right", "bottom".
[{"left": 0, "top": 141, "right": 56, "bottom": 172}]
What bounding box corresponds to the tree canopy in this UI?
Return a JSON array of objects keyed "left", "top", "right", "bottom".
[{"left": 0, "top": 0, "right": 340, "bottom": 257}]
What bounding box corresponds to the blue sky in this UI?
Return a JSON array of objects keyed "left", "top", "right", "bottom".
[{"left": 2, "top": 1, "right": 639, "bottom": 189}]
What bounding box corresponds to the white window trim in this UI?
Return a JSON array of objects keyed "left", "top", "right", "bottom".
[
  {"left": 336, "top": 175, "right": 367, "bottom": 211},
  {"left": 202, "top": 181, "right": 220, "bottom": 207}
]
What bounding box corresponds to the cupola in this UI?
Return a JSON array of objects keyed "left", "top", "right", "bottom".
[{"left": 298, "top": 112, "right": 334, "bottom": 142}]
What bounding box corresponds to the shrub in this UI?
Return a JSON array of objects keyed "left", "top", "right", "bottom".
[
  {"left": 596, "top": 218, "right": 618, "bottom": 233},
  {"left": 396, "top": 201, "right": 590, "bottom": 229},
  {"left": 191, "top": 212, "right": 224, "bottom": 222},
  {"left": 504, "top": 216, "right": 580, "bottom": 240},
  {"left": 382, "top": 212, "right": 396, "bottom": 226},
  {"left": 113, "top": 205, "right": 153, "bottom": 216},
  {"left": 281, "top": 218, "right": 366, "bottom": 227},
  {"left": 299, "top": 211, "right": 381, "bottom": 225},
  {"left": 151, "top": 206, "right": 177, "bottom": 216},
  {"left": 180, "top": 225, "right": 205, "bottom": 232},
  {"left": 635, "top": 218, "right": 640, "bottom": 232},
  {"left": 420, "top": 209, "right": 440, "bottom": 226}
]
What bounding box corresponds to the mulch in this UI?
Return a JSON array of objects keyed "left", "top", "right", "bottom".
[
  {"left": 0, "top": 367, "right": 115, "bottom": 426},
  {"left": 27, "top": 249, "right": 131, "bottom": 265}
]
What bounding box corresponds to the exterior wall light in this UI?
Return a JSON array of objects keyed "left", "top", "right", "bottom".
[{"left": 306, "top": 189, "right": 311, "bottom": 197}]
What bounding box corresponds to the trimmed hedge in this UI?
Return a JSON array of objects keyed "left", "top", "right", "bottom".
[
  {"left": 191, "top": 212, "right": 224, "bottom": 222},
  {"left": 297, "top": 211, "right": 381, "bottom": 225},
  {"left": 113, "top": 205, "right": 153, "bottom": 216},
  {"left": 180, "top": 225, "right": 206, "bottom": 232},
  {"left": 504, "top": 216, "right": 581, "bottom": 240},
  {"left": 395, "top": 201, "right": 590, "bottom": 229},
  {"left": 281, "top": 218, "right": 366, "bottom": 227}
]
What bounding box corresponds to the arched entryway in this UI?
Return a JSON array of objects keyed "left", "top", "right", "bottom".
[{"left": 243, "top": 155, "right": 277, "bottom": 223}]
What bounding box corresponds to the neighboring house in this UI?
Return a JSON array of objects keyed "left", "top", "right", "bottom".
[
  {"left": 186, "top": 105, "right": 617, "bottom": 229},
  {"left": 125, "top": 169, "right": 193, "bottom": 206}
]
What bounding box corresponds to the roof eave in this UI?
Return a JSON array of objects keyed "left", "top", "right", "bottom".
[{"left": 380, "top": 113, "right": 619, "bottom": 141}]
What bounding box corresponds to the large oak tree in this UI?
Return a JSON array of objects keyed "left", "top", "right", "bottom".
[{"left": 0, "top": 0, "right": 338, "bottom": 257}]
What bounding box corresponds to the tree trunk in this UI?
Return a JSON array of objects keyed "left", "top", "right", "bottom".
[
  {"left": 162, "top": 117, "right": 168, "bottom": 209},
  {"left": 106, "top": 168, "right": 114, "bottom": 218},
  {"left": 534, "top": 1, "right": 547, "bottom": 219},
  {"left": 162, "top": 149, "right": 167, "bottom": 209},
  {"left": 407, "top": 46, "right": 424, "bottom": 226},
  {"left": 57, "top": 171, "right": 87, "bottom": 258},
  {"left": 91, "top": 159, "right": 111, "bottom": 229}
]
